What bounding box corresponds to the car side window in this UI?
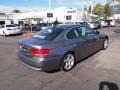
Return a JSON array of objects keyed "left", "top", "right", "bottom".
[
  {"left": 1, "top": 25, "right": 5, "bottom": 28},
  {"left": 66, "top": 27, "right": 78, "bottom": 39},
  {"left": 82, "top": 27, "right": 95, "bottom": 36},
  {"left": 75, "top": 27, "right": 82, "bottom": 37}
]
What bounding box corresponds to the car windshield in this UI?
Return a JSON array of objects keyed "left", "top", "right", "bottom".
[
  {"left": 32, "top": 26, "right": 64, "bottom": 40},
  {"left": 6, "top": 24, "right": 18, "bottom": 27}
]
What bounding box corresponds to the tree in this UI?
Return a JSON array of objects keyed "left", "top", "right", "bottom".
[
  {"left": 116, "top": 0, "right": 120, "bottom": 3},
  {"left": 53, "top": 17, "right": 59, "bottom": 26},
  {"left": 84, "top": 5, "right": 87, "bottom": 11},
  {"left": 12, "top": 9, "right": 21, "bottom": 13},
  {"left": 93, "top": 3, "right": 103, "bottom": 17},
  {"left": 88, "top": 6, "right": 91, "bottom": 13},
  {"left": 103, "top": 3, "right": 111, "bottom": 19}
]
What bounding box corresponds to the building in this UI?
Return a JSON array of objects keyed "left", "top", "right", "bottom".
[
  {"left": 0, "top": 7, "right": 93, "bottom": 25},
  {"left": 110, "top": 4, "right": 120, "bottom": 19},
  {"left": 0, "top": 13, "right": 12, "bottom": 25},
  {"left": 11, "top": 7, "right": 90, "bottom": 24}
]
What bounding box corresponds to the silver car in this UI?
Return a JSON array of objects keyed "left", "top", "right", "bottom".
[{"left": 17, "top": 24, "right": 108, "bottom": 72}]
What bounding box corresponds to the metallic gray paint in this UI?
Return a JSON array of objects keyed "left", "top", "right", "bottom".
[{"left": 17, "top": 24, "right": 108, "bottom": 71}]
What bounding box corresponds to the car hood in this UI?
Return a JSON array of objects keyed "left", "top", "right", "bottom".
[{"left": 19, "top": 37, "right": 50, "bottom": 46}]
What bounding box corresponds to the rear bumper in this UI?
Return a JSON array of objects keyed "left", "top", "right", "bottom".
[
  {"left": 17, "top": 50, "right": 62, "bottom": 71},
  {"left": 5, "top": 30, "right": 21, "bottom": 35}
]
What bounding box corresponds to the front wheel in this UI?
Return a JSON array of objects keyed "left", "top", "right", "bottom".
[
  {"left": 103, "top": 39, "right": 108, "bottom": 50},
  {"left": 60, "top": 53, "right": 75, "bottom": 72}
]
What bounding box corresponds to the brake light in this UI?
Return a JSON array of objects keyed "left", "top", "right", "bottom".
[
  {"left": 18, "top": 43, "right": 21, "bottom": 47},
  {"left": 17, "top": 43, "right": 22, "bottom": 49},
  {"left": 30, "top": 48, "right": 50, "bottom": 56}
]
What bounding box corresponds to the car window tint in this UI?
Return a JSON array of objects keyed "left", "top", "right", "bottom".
[
  {"left": 82, "top": 27, "right": 94, "bottom": 36},
  {"left": 75, "top": 27, "right": 82, "bottom": 37},
  {"left": 66, "top": 28, "right": 78, "bottom": 39},
  {"left": 33, "top": 26, "right": 64, "bottom": 40},
  {"left": 6, "top": 25, "right": 17, "bottom": 27},
  {"left": 1, "top": 25, "right": 4, "bottom": 28}
]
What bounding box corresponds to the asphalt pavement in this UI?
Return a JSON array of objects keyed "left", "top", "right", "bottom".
[{"left": 0, "top": 26, "right": 120, "bottom": 90}]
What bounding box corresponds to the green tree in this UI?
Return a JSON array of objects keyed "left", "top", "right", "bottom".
[
  {"left": 103, "top": 3, "right": 111, "bottom": 19},
  {"left": 88, "top": 6, "right": 91, "bottom": 13},
  {"left": 115, "top": 0, "right": 120, "bottom": 3},
  {"left": 93, "top": 3, "right": 103, "bottom": 16},
  {"left": 84, "top": 5, "right": 87, "bottom": 11},
  {"left": 12, "top": 9, "right": 21, "bottom": 13}
]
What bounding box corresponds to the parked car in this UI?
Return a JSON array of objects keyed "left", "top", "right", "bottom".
[
  {"left": 109, "top": 20, "right": 116, "bottom": 27},
  {"left": 21, "top": 24, "right": 31, "bottom": 31},
  {"left": 95, "top": 21, "right": 101, "bottom": 29},
  {"left": 0, "top": 24, "right": 21, "bottom": 36},
  {"left": 100, "top": 20, "right": 108, "bottom": 27},
  {"left": 88, "top": 21, "right": 99, "bottom": 29},
  {"left": 115, "top": 19, "right": 120, "bottom": 24},
  {"left": 17, "top": 24, "right": 108, "bottom": 72},
  {"left": 79, "top": 22, "right": 90, "bottom": 27},
  {"left": 34, "top": 23, "right": 53, "bottom": 31}
]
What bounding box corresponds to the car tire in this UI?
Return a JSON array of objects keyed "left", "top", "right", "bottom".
[
  {"left": 103, "top": 39, "right": 108, "bottom": 50},
  {"left": 60, "top": 53, "right": 75, "bottom": 72},
  {"left": 3, "top": 32, "right": 6, "bottom": 37}
]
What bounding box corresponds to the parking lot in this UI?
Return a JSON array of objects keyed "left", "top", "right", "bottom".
[{"left": 0, "top": 26, "right": 120, "bottom": 90}]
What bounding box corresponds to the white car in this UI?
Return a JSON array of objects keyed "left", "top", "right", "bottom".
[
  {"left": 100, "top": 20, "right": 108, "bottom": 27},
  {"left": 0, "top": 24, "right": 21, "bottom": 36},
  {"left": 110, "top": 20, "right": 116, "bottom": 27},
  {"left": 88, "top": 22, "right": 98, "bottom": 29}
]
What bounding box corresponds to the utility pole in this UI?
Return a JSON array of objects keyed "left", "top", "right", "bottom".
[
  {"left": 48, "top": 0, "right": 51, "bottom": 25},
  {"left": 90, "top": 0, "right": 95, "bottom": 15},
  {"left": 91, "top": 2, "right": 93, "bottom": 14},
  {"left": 113, "top": 0, "right": 115, "bottom": 20}
]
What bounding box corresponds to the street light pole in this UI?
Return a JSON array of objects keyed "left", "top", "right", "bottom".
[
  {"left": 113, "top": 0, "right": 115, "bottom": 20},
  {"left": 49, "top": 0, "right": 51, "bottom": 12},
  {"left": 91, "top": 2, "right": 92, "bottom": 14},
  {"left": 48, "top": 0, "right": 51, "bottom": 25},
  {"left": 91, "top": 0, "right": 95, "bottom": 15}
]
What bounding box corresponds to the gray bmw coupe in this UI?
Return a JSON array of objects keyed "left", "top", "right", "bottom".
[{"left": 17, "top": 24, "right": 108, "bottom": 72}]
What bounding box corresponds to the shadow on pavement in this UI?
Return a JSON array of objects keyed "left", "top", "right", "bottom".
[
  {"left": 6, "top": 33, "right": 23, "bottom": 37},
  {"left": 99, "top": 81, "right": 119, "bottom": 90},
  {"left": 114, "top": 30, "right": 120, "bottom": 33}
]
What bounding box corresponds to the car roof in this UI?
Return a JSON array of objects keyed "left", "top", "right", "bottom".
[{"left": 53, "top": 24, "right": 84, "bottom": 30}]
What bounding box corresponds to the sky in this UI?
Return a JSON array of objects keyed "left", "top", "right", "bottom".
[{"left": 0, "top": 0, "right": 106, "bottom": 12}]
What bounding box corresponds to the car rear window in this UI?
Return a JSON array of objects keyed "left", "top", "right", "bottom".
[
  {"left": 6, "top": 25, "right": 18, "bottom": 27},
  {"left": 33, "top": 26, "right": 64, "bottom": 40}
]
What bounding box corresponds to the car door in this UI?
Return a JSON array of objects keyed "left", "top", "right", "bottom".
[
  {"left": 65, "top": 26, "right": 87, "bottom": 61},
  {"left": 81, "top": 26, "right": 99, "bottom": 56}
]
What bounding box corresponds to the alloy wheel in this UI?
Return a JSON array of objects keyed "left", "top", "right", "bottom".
[{"left": 61, "top": 53, "right": 75, "bottom": 71}]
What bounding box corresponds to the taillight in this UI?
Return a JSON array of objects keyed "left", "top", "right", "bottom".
[
  {"left": 17, "top": 43, "right": 22, "bottom": 49},
  {"left": 30, "top": 48, "right": 50, "bottom": 56},
  {"left": 18, "top": 43, "right": 21, "bottom": 47}
]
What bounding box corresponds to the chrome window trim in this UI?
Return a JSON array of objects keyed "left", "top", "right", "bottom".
[{"left": 64, "top": 26, "right": 81, "bottom": 40}]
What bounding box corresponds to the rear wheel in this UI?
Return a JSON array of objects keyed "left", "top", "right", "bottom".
[
  {"left": 3, "top": 32, "right": 6, "bottom": 37},
  {"left": 60, "top": 53, "right": 75, "bottom": 72},
  {"left": 103, "top": 39, "right": 108, "bottom": 50}
]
